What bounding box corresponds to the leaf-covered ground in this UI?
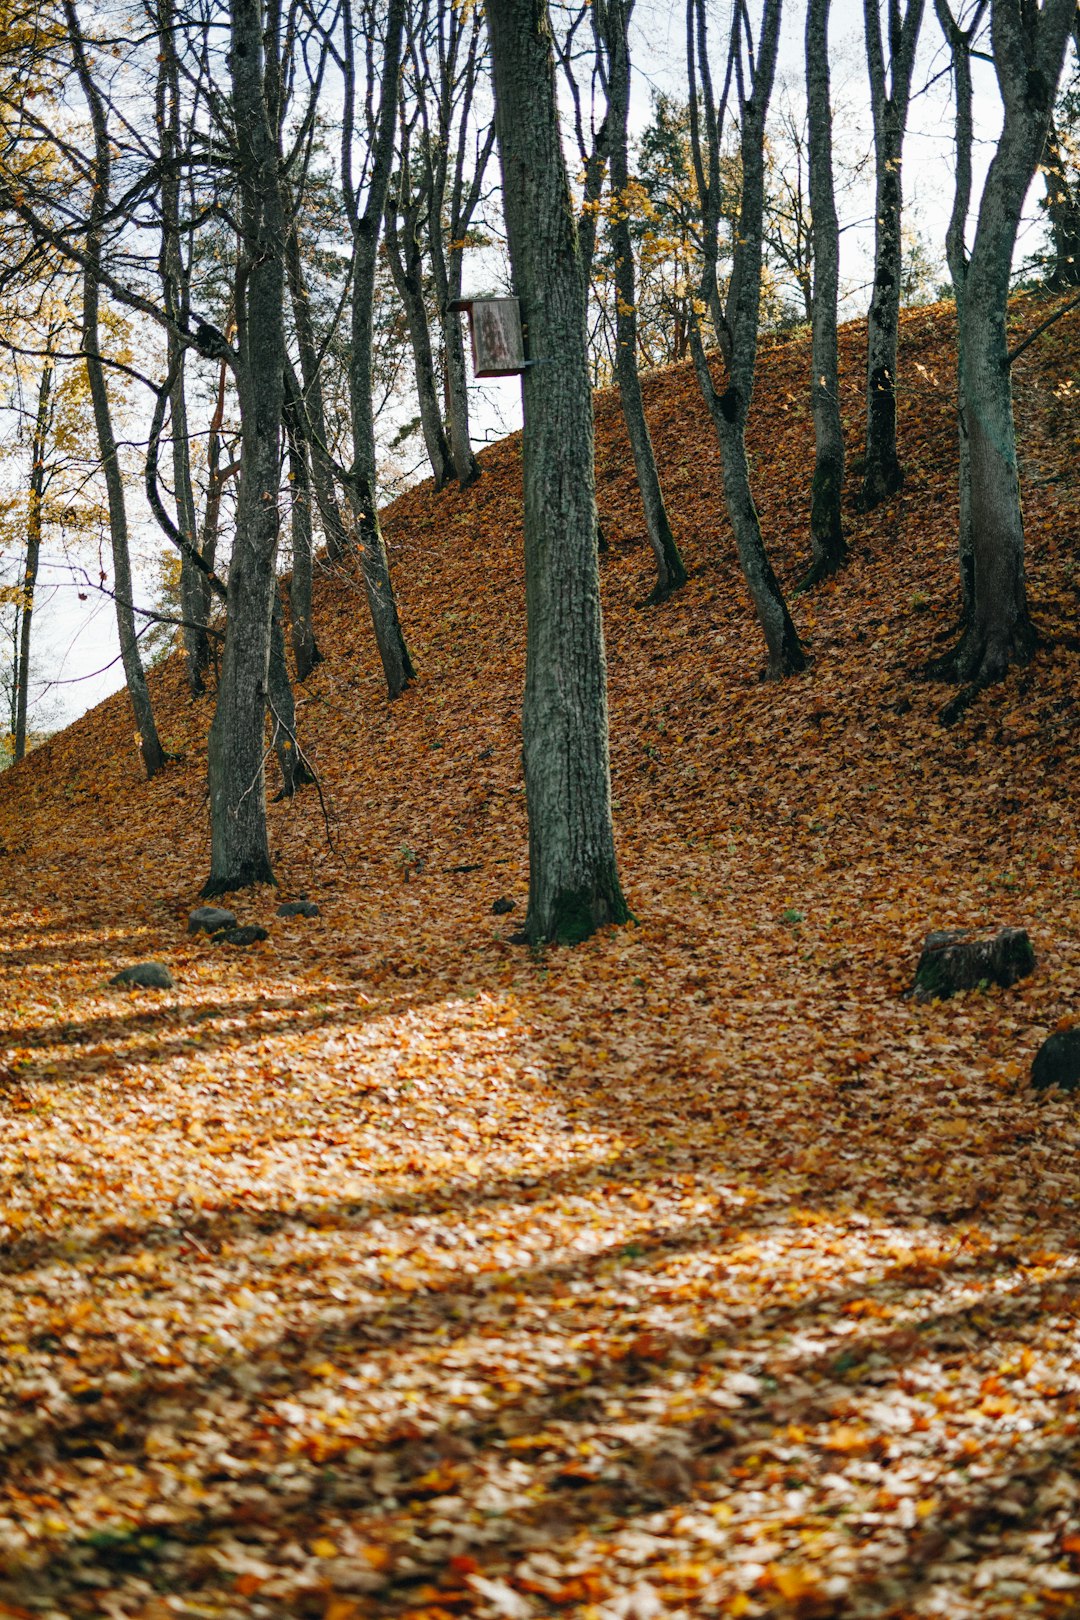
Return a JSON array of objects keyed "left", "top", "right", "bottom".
[{"left": 1, "top": 299, "right": 1079, "bottom": 1620}]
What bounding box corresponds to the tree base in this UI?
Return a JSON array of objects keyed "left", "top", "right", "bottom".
[
  {"left": 795, "top": 547, "right": 847, "bottom": 594},
  {"left": 202, "top": 859, "right": 277, "bottom": 899},
  {"left": 524, "top": 881, "right": 630, "bottom": 947},
  {"left": 857, "top": 460, "right": 904, "bottom": 513},
  {"left": 923, "top": 618, "right": 1036, "bottom": 724}
]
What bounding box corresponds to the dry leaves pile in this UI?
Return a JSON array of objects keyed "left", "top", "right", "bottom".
[{"left": 1, "top": 297, "right": 1079, "bottom": 1620}]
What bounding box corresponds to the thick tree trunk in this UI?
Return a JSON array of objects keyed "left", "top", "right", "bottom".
[
  {"left": 204, "top": 0, "right": 287, "bottom": 894},
  {"left": 802, "top": 0, "right": 846, "bottom": 585},
  {"left": 65, "top": 0, "right": 166, "bottom": 780},
  {"left": 14, "top": 356, "right": 52, "bottom": 764},
  {"left": 934, "top": 0, "right": 1074, "bottom": 699},
  {"left": 489, "top": 0, "right": 628, "bottom": 946},
  {"left": 601, "top": 0, "right": 686, "bottom": 601},
  {"left": 861, "top": 0, "right": 924, "bottom": 512},
  {"left": 285, "top": 399, "right": 322, "bottom": 681},
  {"left": 385, "top": 195, "right": 455, "bottom": 490}
]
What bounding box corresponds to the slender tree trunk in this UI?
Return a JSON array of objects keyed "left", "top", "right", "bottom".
[
  {"left": 344, "top": 0, "right": 414, "bottom": 699},
  {"left": 65, "top": 0, "right": 167, "bottom": 780},
  {"left": 861, "top": 0, "right": 924, "bottom": 511},
  {"left": 268, "top": 599, "right": 314, "bottom": 798},
  {"left": 14, "top": 357, "right": 52, "bottom": 763},
  {"left": 284, "top": 208, "right": 352, "bottom": 561},
  {"left": 488, "top": 0, "right": 628, "bottom": 946},
  {"left": 601, "top": 0, "right": 686, "bottom": 601},
  {"left": 687, "top": 0, "right": 805, "bottom": 678},
  {"left": 204, "top": 0, "right": 287, "bottom": 893},
  {"left": 934, "top": 0, "right": 1074, "bottom": 698},
  {"left": 156, "top": 3, "right": 209, "bottom": 693},
  {"left": 285, "top": 398, "right": 322, "bottom": 680},
  {"left": 802, "top": 0, "right": 846, "bottom": 585},
  {"left": 1043, "top": 114, "right": 1080, "bottom": 288},
  {"left": 385, "top": 191, "right": 455, "bottom": 489}
]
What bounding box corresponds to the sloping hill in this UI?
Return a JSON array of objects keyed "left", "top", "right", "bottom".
[{"left": 1, "top": 299, "right": 1079, "bottom": 1619}]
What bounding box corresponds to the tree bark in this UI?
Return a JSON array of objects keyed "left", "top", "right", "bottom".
[
  {"left": 385, "top": 162, "right": 455, "bottom": 490},
  {"left": 599, "top": 0, "right": 687, "bottom": 601},
  {"left": 284, "top": 396, "right": 322, "bottom": 681},
  {"left": 268, "top": 598, "right": 314, "bottom": 798},
  {"left": 861, "top": 0, "right": 924, "bottom": 511},
  {"left": 65, "top": 0, "right": 167, "bottom": 781},
  {"left": 934, "top": 0, "right": 1075, "bottom": 700},
  {"left": 687, "top": 0, "right": 806, "bottom": 679},
  {"left": 343, "top": 0, "right": 415, "bottom": 698},
  {"left": 488, "top": 0, "right": 629, "bottom": 946},
  {"left": 802, "top": 0, "right": 846, "bottom": 585},
  {"left": 156, "top": 1, "right": 210, "bottom": 694},
  {"left": 204, "top": 0, "right": 288, "bottom": 893},
  {"left": 14, "top": 355, "right": 53, "bottom": 764},
  {"left": 283, "top": 202, "right": 353, "bottom": 562}
]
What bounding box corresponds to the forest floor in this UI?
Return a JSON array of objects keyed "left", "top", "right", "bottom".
[{"left": 1, "top": 298, "right": 1080, "bottom": 1620}]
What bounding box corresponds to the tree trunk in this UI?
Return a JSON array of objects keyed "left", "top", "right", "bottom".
[
  {"left": 861, "top": 0, "right": 924, "bottom": 511},
  {"left": 344, "top": 0, "right": 414, "bottom": 699},
  {"left": 14, "top": 356, "right": 52, "bottom": 763},
  {"left": 802, "top": 0, "right": 846, "bottom": 585},
  {"left": 1043, "top": 114, "right": 1080, "bottom": 288},
  {"left": 285, "top": 398, "right": 322, "bottom": 680},
  {"left": 156, "top": 5, "right": 210, "bottom": 694},
  {"left": 488, "top": 0, "right": 628, "bottom": 946},
  {"left": 687, "top": 0, "right": 805, "bottom": 679},
  {"left": 284, "top": 207, "right": 353, "bottom": 561},
  {"left": 385, "top": 190, "right": 455, "bottom": 490},
  {"left": 601, "top": 0, "right": 686, "bottom": 601},
  {"left": 935, "top": 0, "right": 1075, "bottom": 699},
  {"left": 65, "top": 0, "right": 167, "bottom": 781},
  {"left": 204, "top": 0, "right": 287, "bottom": 894},
  {"left": 269, "top": 599, "right": 314, "bottom": 798}
]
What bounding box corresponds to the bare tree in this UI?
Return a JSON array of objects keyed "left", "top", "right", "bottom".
[
  {"left": 860, "top": 0, "right": 925, "bottom": 510},
  {"left": 802, "top": 0, "right": 847, "bottom": 584},
  {"left": 686, "top": 0, "right": 806, "bottom": 678}
]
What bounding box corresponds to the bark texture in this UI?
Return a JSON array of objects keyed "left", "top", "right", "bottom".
[
  {"left": 488, "top": 0, "right": 629, "bottom": 946},
  {"left": 598, "top": 0, "right": 686, "bottom": 601},
  {"left": 385, "top": 158, "right": 455, "bottom": 490},
  {"left": 802, "top": 0, "right": 846, "bottom": 585},
  {"left": 204, "top": 0, "right": 287, "bottom": 893},
  {"left": 861, "top": 0, "right": 924, "bottom": 511}
]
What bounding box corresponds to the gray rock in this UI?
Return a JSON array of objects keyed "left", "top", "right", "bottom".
[
  {"left": 491, "top": 896, "right": 516, "bottom": 915},
  {"left": 214, "top": 924, "right": 269, "bottom": 947},
  {"left": 188, "top": 905, "right": 237, "bottom": 935},
  {"left": 913, "top": 926, "right": 1035, "bottom": 1001},
  {"left": 277, "top": 899, "right": 320, "bottom": 918},
  {"left": 1032, "top": 1029, "right": 1080, "bottom": 1094},
  {"left": 110, "top": 962, "right": 174, "bottom": 990}
]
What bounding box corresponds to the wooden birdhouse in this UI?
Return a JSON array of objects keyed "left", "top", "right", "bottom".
[{"left": 450, "top": 295, "right": 526, "bottom": 377}]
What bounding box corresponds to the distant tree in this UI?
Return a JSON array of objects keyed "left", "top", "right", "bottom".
[
  {"left": 1039, "top": 40, "right": 1080, "bottom": 287},
  {"left": 487, "top": 0, "right": 629, "bottom": 945},
  {"left": 861, "top": 0, "right": 925, "bottom": 511},
  {"left": 802, "top": 0, "right": 847, "bottom": 585},
  {"left": 686, "top": 0, "right": 806, "bottom": 678}
]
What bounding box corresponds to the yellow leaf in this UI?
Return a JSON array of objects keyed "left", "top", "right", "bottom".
[{"left": 310, "top": 1538, "right": 339, "bottom": 1558}]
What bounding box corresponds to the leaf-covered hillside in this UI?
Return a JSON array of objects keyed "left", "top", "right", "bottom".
[{"left": 1, "top": 298, "right": 1079, "bottom": 1620}]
